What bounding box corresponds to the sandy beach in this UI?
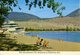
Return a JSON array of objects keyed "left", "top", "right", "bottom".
[{"left": 5, "top": 31, "right": 80, "bottom": 51}]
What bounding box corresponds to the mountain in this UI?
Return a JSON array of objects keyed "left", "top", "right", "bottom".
[
  {"left": 7, "top": 12, "right": 40, "bottom": 21},
  {"left": 67, "top": 8, "right": 80, "bottom": 17}
]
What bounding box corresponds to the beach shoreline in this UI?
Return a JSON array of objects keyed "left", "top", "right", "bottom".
[{"left": 7, "top": 31, "right": 80, "bottom": 51}]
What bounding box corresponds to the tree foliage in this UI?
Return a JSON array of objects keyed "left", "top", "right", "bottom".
[{"left": 25, "top": 0, "right": 65, "bottom": 15}]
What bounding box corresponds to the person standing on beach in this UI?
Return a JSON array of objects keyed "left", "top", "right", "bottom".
[{"left": 36, "top": 37, "right": 41, "bottom": 45}]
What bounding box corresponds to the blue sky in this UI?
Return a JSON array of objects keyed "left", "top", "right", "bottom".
[{"left": 12, "top": 0, "right": 80, "bottom": 18}]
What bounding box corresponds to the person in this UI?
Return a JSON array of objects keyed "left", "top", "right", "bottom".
[
  {"left": 43, "top": 40, "right": 46, "bottom": 46},
  {"left": 36, "top": 37, "right": 41, "bottom": 45},
  {"left": 39, "top": 39, "right": 43, "bottom": 46},
  {"left": 43, "top": 41, "right": 49, "bottom": 48},
  {"left": 36, "top": 37, "right": 44, "bottom": 46},
  {"left": 14, "top": 36, "right": 17, "bottom": 39}
]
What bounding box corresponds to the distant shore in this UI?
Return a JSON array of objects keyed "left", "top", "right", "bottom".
[{"left": 25, "top": 28, "right": 80, "bottom": 31}]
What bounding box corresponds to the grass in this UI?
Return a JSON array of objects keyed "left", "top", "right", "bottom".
[{"left": 0, "top": 34, "right": 40, "bottom": 51}]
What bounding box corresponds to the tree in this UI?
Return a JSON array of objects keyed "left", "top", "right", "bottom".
[
  {"left": 0, "top": 0, "right": 65, "bottom": 27},
  {"left": 66, "top": 26, "right": 69, "bottom": 31}
]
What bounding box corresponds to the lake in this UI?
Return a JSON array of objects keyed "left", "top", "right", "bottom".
[{"left": 25, "top": 31, "right": 80, "bottom": 42}]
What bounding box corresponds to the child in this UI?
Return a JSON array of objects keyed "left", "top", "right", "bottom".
[{"left": 43, "top": 41, "right": 49, "bottom": 48}]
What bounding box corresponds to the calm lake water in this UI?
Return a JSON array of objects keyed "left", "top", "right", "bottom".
[{"left": 25, "top": 32, "right": 80, "bottom": 42}]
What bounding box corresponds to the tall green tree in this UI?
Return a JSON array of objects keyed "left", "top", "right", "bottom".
[{"left": 0, "top": 0, "right": 65, "bottom": 27}]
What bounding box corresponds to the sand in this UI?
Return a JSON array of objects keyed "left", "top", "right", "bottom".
[{"left": 5, "top": 31, "right": 80, "bottom": 51}]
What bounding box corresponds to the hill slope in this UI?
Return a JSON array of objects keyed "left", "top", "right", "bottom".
[
  {"left": 7, "top": 12, "right": 40, "bottom": 21},
  {"left": 67, "top": 8, "right": 80, "bottom": 17},
  {"left": 15, "top": 17, "right": 80, "bottom": 30}
]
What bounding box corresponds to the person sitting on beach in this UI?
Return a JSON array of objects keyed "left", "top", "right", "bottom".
[
  {"left": 39, "top": 39, "right": 43, "bottom": 46},
  {"left": 43, "top": 41, "right": 49, "bottom": 48},
  {"left": 36, "top": 38, "right": 44, "bottom": 46}
]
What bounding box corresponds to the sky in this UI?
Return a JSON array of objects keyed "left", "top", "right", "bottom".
[{"left": 12, "top": 0, "right": 80, "bottom": 18}]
